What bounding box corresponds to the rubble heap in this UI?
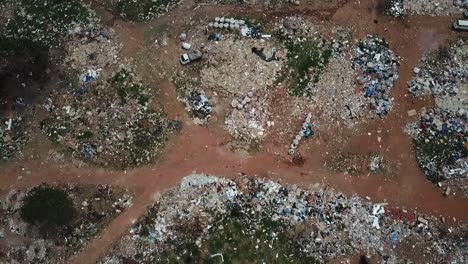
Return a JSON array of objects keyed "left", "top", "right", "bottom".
[
  {"left": 1, "top": 184, "right": 131, "bottom": 263},
  {"left": 173, "top": 73, "right": 213, "bottom": 125},
  {"left": 64, "top": 29, "right": 121, "bottom": 76},
  {"left": 103, "top": 174, "right": 468, "bottom": 263},
  {"left": 387, "top": 0, "right": 406, "bottom": 17},
  {"left": 312, "top": 55, "right": 368, "bottom": 128},
  {"left": 408, "top": 40, "right": 468, "bottom": 97},
  {"left": 454, "top": 0, "right": 468, "bottom": 8},
  {"left": 0, "top": 118, "right": 28, "bottom": 161},
  {"left": 200, "top": 36, "right": 284, "bottom": 149},
  {"left": 404, "top": 0, "right": 464, "bottom": 16},
  {"left": 406, "top": 108, "right": 467, "bottom": 182},
  {"left": 288, "top": 113, "right": 313, "bottom": 155},
  {"left": 225, "top": 87, "right": 273, "bottom": 150},
  {"left": 41, "top": 66, "right": 171, "bottom": 168},
  {"left": 353, "top": 35, "right": 400, "bottom": 116},
  {"left": 406, "top": 40, "right": 467, "bottom": 195}
]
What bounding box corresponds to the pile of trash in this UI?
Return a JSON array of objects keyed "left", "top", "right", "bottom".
[
  {"left": 405, "top": 108, "right": 467, "bottom": 183},
  {"left": 326, "top": 151, "right": 396, "bottom": 176},
  {"left": 408, "top": 40, "right": 468, "bottom": 97},
  {"left": 404, "top": 0, "right": 465, "bottom": 16},
  {"left": 0, "top": 118, "right": 28, "bottom": 161},
  {"left": 454, "top": 0, "right": 468, "bottom": 8},
  {"left": 225, "top": 87, "right": 273, "bottom": 150},
  {"left": 103, "top": 174, "right": 468, "bottom": 263},
  {"left": 406, "top": 40, "right": 467, "bottom": 194},
  {"left": 288, "top": 113, "right": 313, "bottom": 155},
  {"left": 387, "top": 0, "right": 406, "bottom": 17},
  {"left": 0, "top": 184, "right": 131, "bottom": 263},
  {"left": 173, "top": 73, "right": 214, "bottom": 125},
  {"left": 352, "top": 35, "right": 400, "bottom": 116},
  {"left": 64, "top": 29, "right": 121, "bottom": 77},
  {"left": 200, "top": 36, "right": 283, "bottom": 149},
  {"left": 41, "top": 66, "right": 171, "bottom": 168}
]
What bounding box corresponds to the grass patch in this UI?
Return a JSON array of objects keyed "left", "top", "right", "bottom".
[
  {"left": 111, "top": 68, "right": 150, "bottom": 105},
  {"left": 116, "top": 0, "right": 180, "bottom": 22},
  {"left": 152, "top": 209, "right": 319, "bottom": 264},
  {"left": 3, "top": 0, "right": 94, "bottom": 48},
  {"left": 282, "top": 39, "right": 332, "bottom": 97}
]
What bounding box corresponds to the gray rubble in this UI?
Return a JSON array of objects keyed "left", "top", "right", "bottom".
[
  {"left": 408, "top": 40, "right": 468, "bottom": 97},
  {"left": 352, "top": 35, "right": 400, "bottom": 117},
  {"left": 103, "top": 174, "right": 468, "bottom": 263},
  {"left": 405, "top": 0, "right": 465, "bottom": 16},
  {"left": 0, "top": 117, "right": 28, "bottom": 161}
]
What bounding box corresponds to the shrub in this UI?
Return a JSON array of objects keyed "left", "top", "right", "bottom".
[{"left": 21, "top": 185, "right": 77, "bottom": 231}]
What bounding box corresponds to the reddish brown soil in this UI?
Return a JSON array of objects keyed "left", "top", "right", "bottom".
[{"left": 1, "top": 1, "right": 468, "bottom": 263}]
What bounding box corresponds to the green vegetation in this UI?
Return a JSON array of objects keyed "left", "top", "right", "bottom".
[
  {"left": 283, "top": 39, "right": 332, "bottom": 97},
  {"left": 152, "top": 209, "right": 318, "bottom": 264},
  {"left": 21, "top": 185, "right": 77, "bottom": 232},
  {"left": 116, "top": 0, "right": 180, "bottom": 22},
  {"left": 111, "top": 68, "right": 150, "bottom": 105},
  {"left": 2, "top": 0, "right": 94, "bottom": 48},
  {"left": 414, "top": 132, "right": 467, "bottom": 182}
]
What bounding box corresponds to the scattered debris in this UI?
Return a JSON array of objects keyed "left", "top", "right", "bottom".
[
  {"left": 405, "top": 0, "right": 466, "bottom": 16},
  {"left": 103, "top": 174, "right": 468, "bottom": 264},
  {"left": 1, "top": 184, "right": 131, "bottom": 263},
  {"left": 352, "top": 35, "right": 400, "bottom": 116},
  {"left": 288, "top": 113, "right": 313, "bottom": 155},
  {"left": 41, "top": 66, "right": 172, "bottom": 168},
  {"left": 0, "top": 118, "right": 28, "bottom": 161}
]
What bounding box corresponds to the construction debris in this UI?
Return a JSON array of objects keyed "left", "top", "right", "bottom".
[
  {"left": 288, "top": 113, "right": 313, "bottom": 155},
  {"left": 102, "top": 174, "right": 468, "bottom": 264},
  {"left": 352, "top": 35, "right": 400, "bottom": 116},
  {"left": 41, "top": 66, "right": 171, "bottom": 168},
  {"left": 0, "top": 118, "right": 28, "bottom": 161}
]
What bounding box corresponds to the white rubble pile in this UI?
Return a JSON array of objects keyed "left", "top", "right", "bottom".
[
  {"left": 388, "top": 0, "right": 406, "bottom": 17},
  {"left": 313, "top": 56, "right": 369, "bottom": 128},
  {"left": 408, "top": 40, "right": 468, "bottom": 98},
  {"left": 104, "top": 174, "right": 468, "bottom": 263},
  {"left": 64, "top": 29, "right": 121, "bottom": 79},
  {"left": 200, "top": 36, "right": 284, "bottom": 146},
  {"left": 405, "top": 0, "right": 465, "bottom": 16},
  {"left": 201, "top": 37, "right": 283, "bottom": 97},
  {"left": 225, "top": 88, "right": 271, "bottom": 147}
]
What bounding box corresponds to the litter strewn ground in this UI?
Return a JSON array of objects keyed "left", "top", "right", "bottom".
[
  {"left": 0, "top": 118, "right": 28, "bottom": 161},
  {"left": 0, "top": 184, "right": 131, "bottom": 263},
  {"left": 405, "top": 0, "right": 466, "bottom": 16},
  {"left": 406, "top": 40, "right": 467, "bottom": 197},
  {"left": 102, "top": 174, "right": 468, "bottom": 264}
]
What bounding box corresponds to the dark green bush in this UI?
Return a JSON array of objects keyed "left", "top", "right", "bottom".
[{"left": 21, "top": 185, "right": 77, "bottom": 231}]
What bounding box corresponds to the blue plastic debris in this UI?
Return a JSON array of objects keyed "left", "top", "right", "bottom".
[
  {"left": 304, "top": 123, "right": 314, "bottom": 138},
  {"left": 390, "top": 232, "right": 399, "bottom": 244},
  {"left": 74, "top": 70, "right": 99, "bottom": 96}
]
